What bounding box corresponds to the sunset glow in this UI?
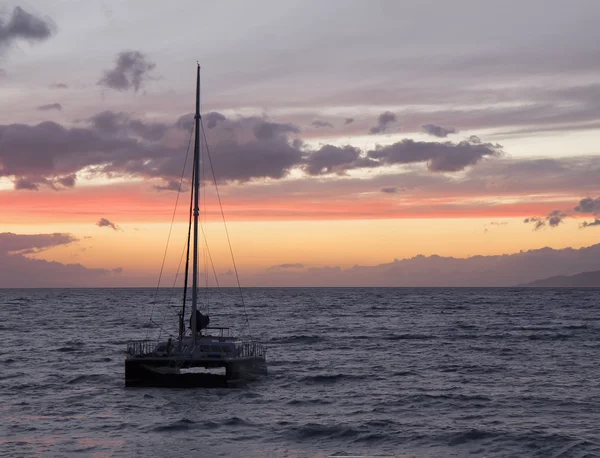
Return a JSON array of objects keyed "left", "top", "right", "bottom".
[{"left": 1, "top": 1, "right": 599, "bottom": 286}]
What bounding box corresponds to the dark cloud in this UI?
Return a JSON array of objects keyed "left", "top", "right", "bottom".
[
  {"left": 96, "top": 218, "right": 120, "bottom": 231},
  {"left": 154, "top": 179, "right": 184, "bottom": 192},
  {"left": 184, "top": 115, "right": 304, "bottom": 182},
  {"left": 253, "top": 121, "right": 299, "bottom": 140},
  {"left": 56, "top": 174, "right": 76, "bottom": 187},
  {"left": 524, "top": 217, "right": 545, "bottom": 231},
  {"left": 547, "top": 210, "right": 566, "bottom": 227},
  {"left": 210, "top": 137, "right": 303, "bottom": 182},
  {"left": 490, "top": 221, "right": 508, "bottom": 226},
  {"left": 98, "top": 51, "right": 155, "bottom": 92},
  {"left": 37, "top": 103, "right": 62, "bottom": 111},
  {"left": 0, "top": 6, "right": 54, "bottom": 47},
  {"left": 344, "top": 118, "right": 354, "bottom": 125},
  {"left": 268, "top": 263, "right": 304, "bottom": 271},
  {"left": 127, "top": 119, "right": 168, "bottom": 141},
  {"left": 174, "top": 113, "right": 194, "bottom": 131},
  {"left": 304, "top": 145, "right": 361, "bottom": 175},
  {"left": 0, "top": 232, "right": 76, "bottom": 254},
  {"left": 525, "top": 196, "right": 600, "bottom": 230},
  {"left": 312, "top": 120, "right": 333, "bottom": 128},
  {"left": 381, "top": 186, "right": 399, "bottom": 194},
  {"left": 0, "top": 232, "right": 120, "bottom": 288},
  {"left": 368, "top": 137, "right": 502, "bottom": 172},
  {"left": 581, "top": 219, "right": 600, "bottom": 228},
  {"left": 1, "top": 110, "right": 506, "bottom": 190},
  {"left": 524, "top": 209, "right": 566, "bottom": 230},
  {"left": 369, "top": 111, "right": 397, "bottom": 134},
  {"left": 422, "top": 124, "right": 457, "bottom": 138},
  {"left": 0, "top": 117, "right": 167, "bottom": 189},
  {"left": 574, "top": 197, "right": 600, "bottom": 214},
  {"left": 87, "top": 110, "right": 168, "bottom": 141},
  {"left": 50, "top": 82, "right": 68, "bottom": 89},
  {"left": 13, "top": 177, "right": 39, "bottom": 190},
  {"left": 205, "top": 112, "right": 226, "bottom": 129}
]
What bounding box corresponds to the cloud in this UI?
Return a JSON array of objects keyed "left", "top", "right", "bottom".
[
  {"left": 268, "top": 263, "right": 304, "bottom": 271},
  {"left": 525, "top": 196, "right": 600, "bottom": 230},
  {"left": 98, "top": 51, "right": 155, "bottom": 92},
  {"left": 574, "top": 197, "right": 600, "bottom": 214},
  {"left": 248, "top": 243, "right": 600, "bottom": 287},
  {"left": 380, "top": 186, "right": 399, "bottom": 194},
  {"left": 1, "top": 110, "right": 506, "bottom": 190},
  {"left": 304, "top": 145, "right": 362, "bottom": 175},
  {"left": 205, "top": 112, "right": 226, "bottom": 129},
  {"left": 96, "top": 218, "right": 120, "bottom": 231},
  {"left": 13, "top": 177, "right": 39, "bottom": 190},
  {"left": 0, "top": 6, "right": 54, "bottom": 47},
  {"left": 581, "top": 219, "right": 600, "bottom": 228},
  {"left": 0, "top": 232, "right": 121, "bottom": 287},
  {"left": 312, "top": 120, "right": 333, "bottom": 128},
  {"left": 0, "top": 232, "right": 76, "bottom": 254},
  {"left": 369, "top": 111, "right": 397, "bottom": 134},
  {"left": 546, "top": 210, "right": 566, "bottom": 227},
  {"left": 153, "top": 179, "right": 184, "bottom": 192},
  {"left": 50, "top": 82, "right": 68, "bottom": 89},
  {"left": 344, "top": 118, "right": 354, "bottom": 125},
  {"left": 253, "top": 121, "right": 299, "bottom": 140},
  {"left": 422, "top": 124, "right": 457, "bottom": 138},
  {"left": 368, "top": 136, "right": 502, "bottom": 172},
  {"left": 56, "top": 174, "right": 76, "bottom": 187},
  {"left": 523, "top": 217, "right": 545, "bottom": 230},
  {"left": 87, "top": 110, "right": 169, "bottom": 140},
  {"left": 524, "top": 209, "right": 566, "bottom": 230},
  {"left": 37, "top": 103, "right": 62, "bottom": 111}
]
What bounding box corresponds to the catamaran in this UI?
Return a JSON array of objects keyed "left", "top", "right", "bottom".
[{"left": 125, "top": 65, "right": 267, "bottom": 387}]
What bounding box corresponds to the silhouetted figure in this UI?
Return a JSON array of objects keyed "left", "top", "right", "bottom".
[{"left": 189, "top": 310, "right": 210, "bottom": 334}]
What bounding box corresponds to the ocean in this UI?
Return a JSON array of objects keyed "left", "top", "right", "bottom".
[{"left": 1, "top": 287, "right": 599, "bottom": 457}]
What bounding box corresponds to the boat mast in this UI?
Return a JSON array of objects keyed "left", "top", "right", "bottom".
[{"left": 191, "top": 64, "right": 201, "bottom": 344}]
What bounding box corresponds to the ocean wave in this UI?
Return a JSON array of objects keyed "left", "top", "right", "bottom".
[
  {"left": 67, "top": 374, "right": 111, "bottom": 384},
  {"left": 152, "top": 418, "right": 195, "bottom": 432},
  {"left": 385, "top": 334, "right": 437, "bottom": 340},
  {"left": 299, "top": 374, "right": 365, "bottom": 384},
  {"left": 270, "top": 335, "right": 325, "bottom": 344},
  {"left": 527, "top": 333, "right": 573, "bottom": 341},
  {"left": 447, "top": 428, "right": 494, "bottom": 445},
  {"left": 286, "top": 398, "right": 331, "bottom": 406},
  {"left": 294, "top": 423, "right": 359, "bottom": 440},
  {"left": 56, "top": 346, "right": 83, "bottom": 352},
  {"left": 223, "top": 416, "right": 253, "bottom": 427}
]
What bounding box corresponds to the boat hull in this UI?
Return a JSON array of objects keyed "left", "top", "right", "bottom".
[{"left": 124, "top": 356, "right": 267, "bottom": 388}]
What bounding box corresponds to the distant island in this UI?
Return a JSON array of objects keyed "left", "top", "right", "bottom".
[{"left": 519, "top": 270, "right": 600, "bottom": 287}]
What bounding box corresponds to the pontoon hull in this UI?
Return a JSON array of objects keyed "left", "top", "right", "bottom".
[{"left": 124, "top": 356, "right": 267, "bottom": 388}]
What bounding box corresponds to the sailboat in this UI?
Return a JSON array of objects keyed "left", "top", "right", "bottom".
[{"left": 125, "top": 65, "right": 267, "bottom": 387}]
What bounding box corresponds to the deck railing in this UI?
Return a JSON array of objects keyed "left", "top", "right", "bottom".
[
  {"left": 126, "top": 340, "right": 157, "bottom": 357},
  {"left": 236, "top": 341, "right": 266, "bottom": 358},
  {"left": 127, "top": 339, "right": 266, "bottom": 359}
]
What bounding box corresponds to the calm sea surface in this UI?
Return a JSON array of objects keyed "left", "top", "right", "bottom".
[{"left": 1, "top": 287, "right": 600, "bottom": 457}]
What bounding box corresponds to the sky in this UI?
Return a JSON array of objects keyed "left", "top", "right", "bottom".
[{"left": 1, "top": 0, "right": 600, "bottom": 287}]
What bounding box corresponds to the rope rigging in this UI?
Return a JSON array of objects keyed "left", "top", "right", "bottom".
[
  {"left": 146, "top": 110, "right": 251, "bottom": 341},
  {"left": 200, "top": 117, "right": 251, "bottom": 336},
  {"left": 145, "top": 124, "right": 194, "bottom": 340}
]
